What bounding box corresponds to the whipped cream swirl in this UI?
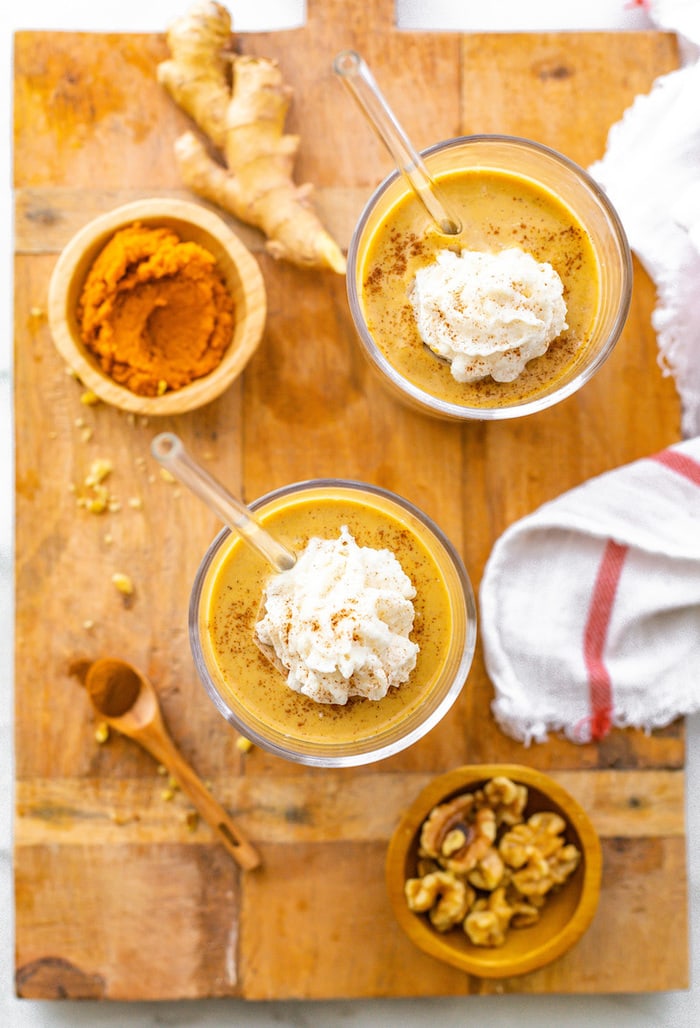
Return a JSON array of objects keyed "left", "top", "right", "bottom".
[
  {"left": 411, "top": 247, "right": 568, "bottom": 382},
  {"left": 255, "top": 525, "right": 419, "bottom": 705}
]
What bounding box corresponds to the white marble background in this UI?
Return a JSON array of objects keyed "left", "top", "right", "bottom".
[{"left": 3, "top": 2, "right": 698, "bottom": 1026}]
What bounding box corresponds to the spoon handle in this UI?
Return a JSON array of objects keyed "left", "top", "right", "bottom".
[
  {"left": 140, "top": 725, "right": 261, "bottom": 871},
  {"left": 333, "top": 50, "right": 461, "bottom": 236},
  {"left": 151, "top": 432, "right": 296, "bottom": 573}
]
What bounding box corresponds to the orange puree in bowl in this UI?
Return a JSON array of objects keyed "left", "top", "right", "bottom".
[{"left": 77, "top": 222, "right": 234, "bottom": 396}]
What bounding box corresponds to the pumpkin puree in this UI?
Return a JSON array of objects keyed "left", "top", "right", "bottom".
[{"left": 77, "top": 222, "right": 235, "bottom": 396}]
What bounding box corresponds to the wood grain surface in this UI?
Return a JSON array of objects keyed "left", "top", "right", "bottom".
[{"left": 13, "top": 0, "right": 686, "bottom": 1001}]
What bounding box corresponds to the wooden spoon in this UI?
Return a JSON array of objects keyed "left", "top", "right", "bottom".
[{"left": 85, "top": 657, "right": 261, "bottom": 871}]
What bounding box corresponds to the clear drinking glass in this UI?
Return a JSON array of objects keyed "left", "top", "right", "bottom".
[
  {"left": 346, "top": 135, "right": 632, "bottom": 421},
  {"left": 189, "top": 479, "right": 476, "bottom": 767}
]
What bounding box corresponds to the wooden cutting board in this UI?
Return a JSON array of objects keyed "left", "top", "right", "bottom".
[{"left": 13, "top": 0, "right": 686, "bottom": 1001}]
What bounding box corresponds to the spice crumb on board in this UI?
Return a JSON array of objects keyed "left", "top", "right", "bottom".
[
  {"left": 161, "top": 778, "right": 180, "bottom": 802},
  {"left": 110, "top": 810, "right": 141, "bottom": 826},
  {"left": 76, "top": 458, "right": 118, "bottom": 515},
  {"left": 183, "top": 810, "right": 200, "bottom": 832},
  {"left": 111, "top": 572, "right": 134, "bottom": 596},
  {"left": 94, "top": 722, "right": 110, "bottom": 744},
  {"left": 82, "top": 488, "right": 108, "bottom": 514},
  {"left": 85, "top": 458, "right": 112, "bottom": 485}
]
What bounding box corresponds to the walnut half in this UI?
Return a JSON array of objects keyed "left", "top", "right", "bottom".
[{"left": 405, "top": 870, "right": 475, "bottom": 933}]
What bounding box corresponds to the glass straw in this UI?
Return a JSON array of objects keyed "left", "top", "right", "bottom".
[
  {"left": 151, "top": 433, "right": 296, "bottom": 573},
  {"left": 333, "top": 49, "right": 461, "bottom": 235}
]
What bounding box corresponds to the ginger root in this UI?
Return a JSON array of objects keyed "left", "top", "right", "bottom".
[{"left": 157, "top": 1, "right": 346, "bottom": 273}]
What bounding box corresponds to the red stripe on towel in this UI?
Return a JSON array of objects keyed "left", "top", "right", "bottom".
[
  {"left": 650, "top": 449, "right": 700, "bottom": 485},
  {"left": 582, "top": 540, "right": 628, "bottom": 740}
]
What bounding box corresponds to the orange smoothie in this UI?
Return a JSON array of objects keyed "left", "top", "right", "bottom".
[
  {"left": 191, "top": 482, "right": 475, "bottom": 764},
  {"left": 359, "top": 167, "right": 600, "bottom": 409}
]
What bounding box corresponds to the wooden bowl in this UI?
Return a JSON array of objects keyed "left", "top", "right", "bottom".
[
  {"left": 48, "top": 198, "right": 266, "bottom": 415},
  {"left": 385, "top": 764, "right": 602, "bottom": 978}
]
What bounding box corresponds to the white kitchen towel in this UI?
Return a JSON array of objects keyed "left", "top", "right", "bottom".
[
  {"left": 479, "top": 437, "right": 700, "bottom": 745},
  {"left": 589, "top": 1, "right": 700, "bottom": 437}
]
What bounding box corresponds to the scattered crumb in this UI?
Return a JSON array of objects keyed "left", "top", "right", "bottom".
[
  {"left": 85, "top": 459, "right": 112, "bottom": 486},
  {"left": 30, "top": 306, "right": 45, "bottom": 318},
  {"left": 74, "top": 417, "right": 85, "bottom": 428},
  {"left": 82, "top": 619, "right": 95, "bottom": 630},
  {"left": 80, "top": 426, "right": 94, "bottom": 443},
  {"left": 159, "top": 467, "right": 176, "bottom": 484},
  {"left": 65, "top": 366, "right": 80, "bottom": 380},
  {"left": 79, "top": 484, "right": 109, "bottom": 514},
  {"left": 76, "top": 458, "right": 117, "bottom": 513},
  {"left": 156, "top": 379, "right": 168, "bottom": 396},
  {"left": 159, "top": 778, "right": 181, "bottom": 802},
  {"left": 111, "top": 572, "right": 134, "bottom": 596},
  {"left": 126, "top": 413, "right": 136, "bottom": 427},
  {"left": 157, "top": 764, "right": 168, "bottom": 776},
  {"left": 236, "top": 735, "right": 254, "bottom": 754},
  {"left": 110, "top": 811, "right": 141, "bottom": 826},
  {"left": 183, "top": 810, "right": 200, "bottom": 832},
  {"left": 95, "top": 722, "right": 110, "bottom": 744},
  {"left": 103, "top": 533, "right": 113, "bottom": 545},
  {"left": 80, "top": 390, "right": 100, "bottom": 406},
  {"left": 127, "top": 496, "right": 143, "bottom": 510}
]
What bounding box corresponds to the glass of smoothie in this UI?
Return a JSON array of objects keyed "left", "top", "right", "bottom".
[
  {"left": 189, "top": 479, "right": 476, "bottom": 767},
  {"left": 346, "top": 134, "right": 632, "bottom": 420}
]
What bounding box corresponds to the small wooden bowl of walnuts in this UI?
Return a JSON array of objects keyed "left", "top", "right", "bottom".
[{"left": 385, "top": 764, "right": 602, "bottom": 978}]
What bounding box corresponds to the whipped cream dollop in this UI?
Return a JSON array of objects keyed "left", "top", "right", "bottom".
[
  {"left": 255, "top": 525, "right": 419, "bottom": 705},
  {"left": 411, "top": 247, "right": 568, "bottom": 383}
]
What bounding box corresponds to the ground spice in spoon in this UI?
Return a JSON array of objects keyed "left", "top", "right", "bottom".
[{"left": 86, "top": 660, "right": 142, "bottom": 717}]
